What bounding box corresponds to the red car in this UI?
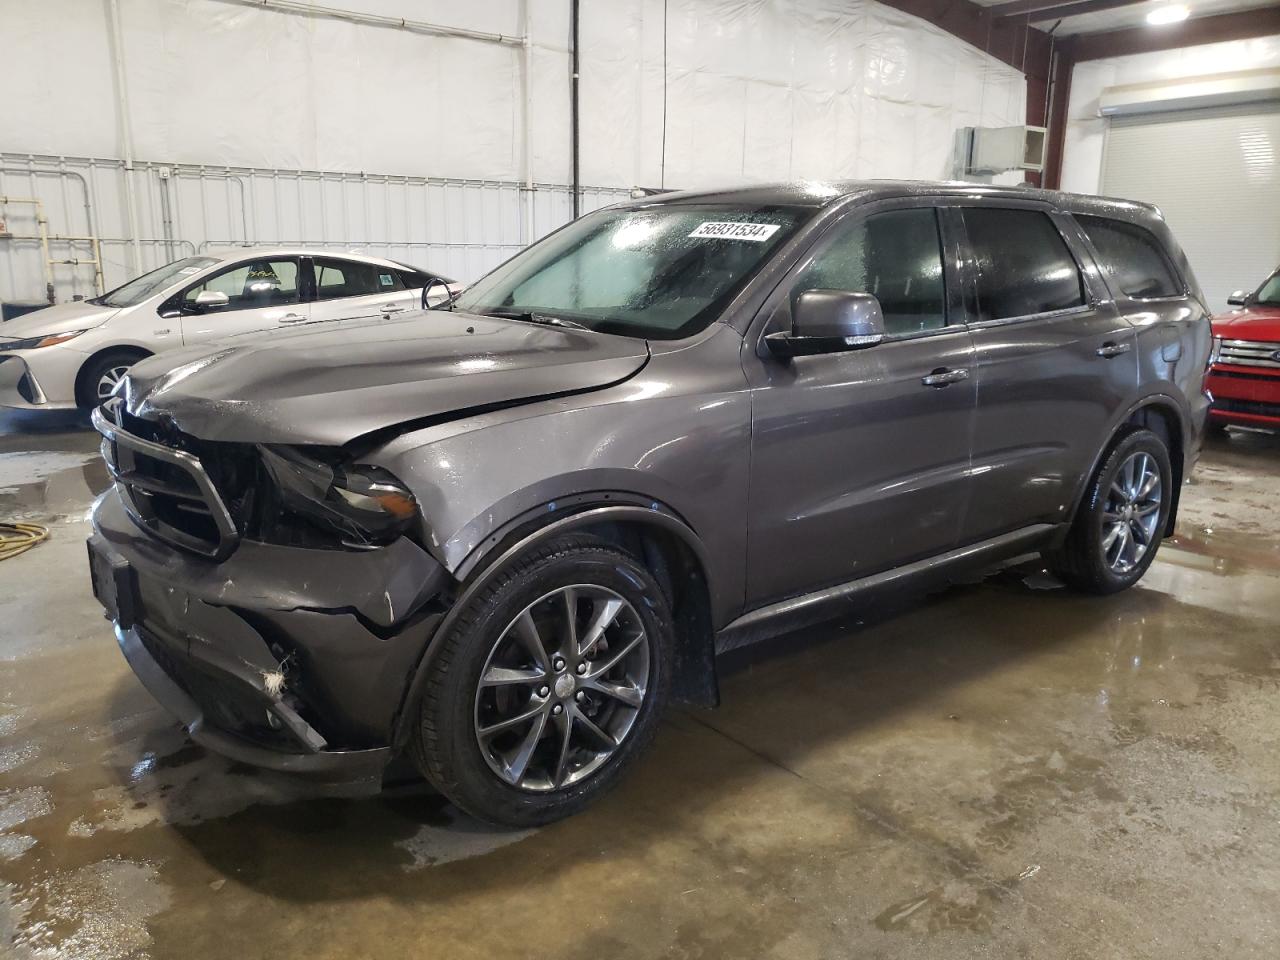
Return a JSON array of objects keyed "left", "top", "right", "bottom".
[{"left": 1208, "top": 269, "right": 1280, "bottom": 431}]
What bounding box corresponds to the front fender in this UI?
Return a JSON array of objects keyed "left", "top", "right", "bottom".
[{"left": 366, "top": 336, "right": 753, "bottom": 626}]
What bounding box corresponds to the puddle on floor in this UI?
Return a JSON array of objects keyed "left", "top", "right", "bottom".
[
  {"left": 873, "top": 864, "right": 1042, "bottom": 935},
  {"left": 1167, "top": 525, "right": 1280, "bottom": 572},
  {"left": 0, "top": 451, "right": 108, "bottom": 524},
  {"left": 2, "top": 859, "right": 172, "bottom": 960}
]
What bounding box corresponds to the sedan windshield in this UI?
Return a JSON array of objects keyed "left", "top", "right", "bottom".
[
  {"left": 1254, "top": 272, "right": 1280, "bottom": 307},
  {"left": 94, "top": 256, "right": 218, "bottom": 308},
  {"left": 454, "top": 205, "right": 808, "bottom": 339}
]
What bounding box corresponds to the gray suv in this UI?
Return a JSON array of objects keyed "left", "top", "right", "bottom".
[{"left": 88, "top": 181, "right": 1211, "bottom": 826}]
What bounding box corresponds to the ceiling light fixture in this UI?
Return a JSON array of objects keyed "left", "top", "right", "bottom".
[{"left": 1146, "top": 4, "right": 1190, "bottom": 25}]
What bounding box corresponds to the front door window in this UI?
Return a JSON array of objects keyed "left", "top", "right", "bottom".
[
  {"left": 182, "top": 259, "right": 301, "bottom": 312},
  {"left": 792, "top": 207, "right": 948, "bottom": 338}
]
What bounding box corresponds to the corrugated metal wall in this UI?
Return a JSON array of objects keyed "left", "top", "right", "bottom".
[{"left": 0, "top": 153, "right": 630, "bottom": 305}]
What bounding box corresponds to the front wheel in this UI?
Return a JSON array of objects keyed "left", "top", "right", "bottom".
[
  {"left": 1044, "top": 427, "right": 1172, "bottom": 594},
  {"left": 77, "top": 349, "right": 145, "bottom": 408},
  {"left": 410, "top": 535, "right": 672, "bottom": 826}
]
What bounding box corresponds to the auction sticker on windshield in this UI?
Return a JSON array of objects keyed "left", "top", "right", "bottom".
[{"left": 688, "top": 221, "right": 781, "bottom": 242}]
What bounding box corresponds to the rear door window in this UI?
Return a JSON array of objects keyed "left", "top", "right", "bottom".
[
  {"left": 961, "top": 208, "right": 1085, "bottom": 322},
  {"left": 314, "top": 258, "right": 403, "bottom": 300},
  {"left": 1076, "top": 215, "right": 1182, "bottom": 299}
]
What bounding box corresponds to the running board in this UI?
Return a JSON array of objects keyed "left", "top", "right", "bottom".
[{"left": 715, "top": 523, "right": 1061, "bottom": 653}]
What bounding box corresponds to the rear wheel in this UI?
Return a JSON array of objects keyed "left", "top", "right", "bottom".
[
  {"left": 1044, "top": 428, "right": 1172, "bottom": 594},
  {"left": 410, "top": 535, "right": 672, "bottom": 826}
]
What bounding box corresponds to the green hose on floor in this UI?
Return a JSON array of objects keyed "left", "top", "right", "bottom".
[{"left": 0, "top": 522, "right": 49, "bottom": 561}]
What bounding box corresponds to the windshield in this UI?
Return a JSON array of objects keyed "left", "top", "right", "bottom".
[
  {"left": 94, "top": 256, "right": 218, "bottom": 308},
  {"left": 1254, "top": 272, "right": 1280, "bottom": 307},
  {"left": 454, "top": 205, "right": 809, "bottom": 339}
]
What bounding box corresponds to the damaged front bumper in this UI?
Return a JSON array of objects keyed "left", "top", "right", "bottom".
[{"left": 89, "top": 488, "right": 449, "bottom": 789}]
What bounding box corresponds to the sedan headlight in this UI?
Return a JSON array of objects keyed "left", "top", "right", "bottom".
[
  {"left": 259, "top": 445, "right": 419, "bottom": 547},
  {"left": 0, "top": 329, "right": 87, "bottom": 351}
]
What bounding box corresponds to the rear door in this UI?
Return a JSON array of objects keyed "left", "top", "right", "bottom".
[
  {"left": 956, "top": 203, "right": 1136, "bottom": 542},
  {"left": 306, "top": 256, "right": 420, "bottom": 325},
  {"left": 176, "top": 256, "right": 309, "bottom": 345},
  {"left": 744, "top": 201, "right": 977, "bottom": 606}
]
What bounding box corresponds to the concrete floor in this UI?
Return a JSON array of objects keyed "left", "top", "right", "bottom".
[{"left": 2, "top": 408, "right": 1280, "bottom": 960}]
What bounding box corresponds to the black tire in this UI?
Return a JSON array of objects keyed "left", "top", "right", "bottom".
[
  {"left": 77, "top": 349, "right": 146, "bottom": 408},
  {"left": 410, "top": 534, "right": 673, "bottom": 827},
  {"left": 1044, "top": 427, "right": 1172, "bottom": 595}
]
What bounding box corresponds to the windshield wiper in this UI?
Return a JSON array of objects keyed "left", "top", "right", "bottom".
[{"left": 484, "top": 308, "right": 589, "bottom": 330}]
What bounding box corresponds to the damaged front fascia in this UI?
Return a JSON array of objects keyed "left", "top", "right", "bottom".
[{"left": 94, "top": 490, "right": 449, "bottom": 630}]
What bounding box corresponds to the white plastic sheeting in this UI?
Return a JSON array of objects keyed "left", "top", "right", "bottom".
[
  {"left": 582, "top": 0, "right": 1026, "bottom": 188},
  {"left": 0, "top": 0, "right": 1027, "bottom": 300}
]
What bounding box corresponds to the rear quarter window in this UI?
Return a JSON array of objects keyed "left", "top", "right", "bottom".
[
  {"left": 1076, "top": 215, "right": 1183, "bottom": 300},
  {"left": 399, "top": 270, "right": 436, "bottom": 289}
]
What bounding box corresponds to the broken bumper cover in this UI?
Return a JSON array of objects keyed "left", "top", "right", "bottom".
[
  {"left": 89, "top": 488, "right": 449, "bottom": 787},
  {"left": 114, "top": 624, "right": 390, "bottom": 781}
]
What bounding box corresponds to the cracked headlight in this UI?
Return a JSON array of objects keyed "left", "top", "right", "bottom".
[
  {"left": 1, "top": 329, "right": 87, "bottom": 350},
  {"left": 259, "top": 445, "right": 419, "bottom": 547}
]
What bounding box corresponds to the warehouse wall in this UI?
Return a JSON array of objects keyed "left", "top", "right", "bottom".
[
  {"left": 1060, "top": 35, "right": 1280, "bottom": 195},
  {"left": 0, "top": 0, "right": 1027, "bottom": 303}
]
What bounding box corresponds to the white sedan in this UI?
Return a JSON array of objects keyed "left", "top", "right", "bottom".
[{"left": 0, "top": 249, "right": 460, "bottom": 410}]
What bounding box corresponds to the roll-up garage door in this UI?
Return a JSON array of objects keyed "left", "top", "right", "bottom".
[{"left": 1101, "top": 101, "right": 1280, "bottom": 311}]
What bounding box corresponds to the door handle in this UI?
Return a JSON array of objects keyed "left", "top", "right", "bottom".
[
  {"left": 380, "top": 303, "right": 407, "bottom": 314},
  {"left": 1096, "top": 341, "right": 1131, "bottom": 358},
  {"left": 278, "top": 313, "right": 307, "bottom": 324},
  {"left": 921, "top": 367, "right": 970, "bottom": 388}
]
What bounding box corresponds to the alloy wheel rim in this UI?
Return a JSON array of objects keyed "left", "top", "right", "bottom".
[
  {"left": 96, "top": 365, "right": 130, "bottom": 400},
  {"left": 473, "top": 584, "right": 650, "bottom": 792},
  {"left": 1102, "top": 451, "right": 1162, "bottom": 575}
]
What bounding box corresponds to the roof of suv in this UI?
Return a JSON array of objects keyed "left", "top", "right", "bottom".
[{"left": 629, "top": 179, "right": 1163, "bottom": 222}]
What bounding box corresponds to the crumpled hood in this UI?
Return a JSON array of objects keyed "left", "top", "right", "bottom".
[
  {"left": 0, "top": 300, "right": 120, "bottom": 342},
  {"left": 120, "top": 310, "right": 650, "bottom": 446}
]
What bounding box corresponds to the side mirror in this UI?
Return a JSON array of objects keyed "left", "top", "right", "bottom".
[
  {"left": 193, "top": 290, "right": 230, "bottom": 311},
  {"left": 765, "top": 290, "right": 886, "bottom": 359},
  {"left": 422, "top": 277, "right": 455, "bottom": 310},
  {"left": 1226, "top": 290, "right": 1249, "bottom": 307}
]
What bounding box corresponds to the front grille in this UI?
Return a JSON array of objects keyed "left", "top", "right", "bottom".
[
  {"left": 1214, "top": 397, "right": 1280, "bottom": 419},
  {"left": 92, "top": 399, "right": 242, "bottom": 560},
  {"left": 1218, "top": 339, "right": 1280, "bottom": 370}
]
